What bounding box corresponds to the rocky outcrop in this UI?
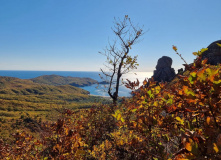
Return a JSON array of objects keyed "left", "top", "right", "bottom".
[
  {"left": 177, "top": 68, "right": 184, "bottom": 74},
  {"left": 153, "top": 56, "right": 175, "bottom": 83},
  {"left": 202, "top": 40, "right": 221, "bottom": 65}
]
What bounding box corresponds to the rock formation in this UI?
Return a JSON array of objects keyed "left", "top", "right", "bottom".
[
  {"left": 202, "top": 40, "right": 221, "bottom": 65},
  {"left": 152, "top": 56, "right": 175, "bottom": 83}
]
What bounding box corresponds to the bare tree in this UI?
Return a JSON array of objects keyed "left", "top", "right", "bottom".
[{"left": 99, "top": 15, "right": 144, "bottom": 106}]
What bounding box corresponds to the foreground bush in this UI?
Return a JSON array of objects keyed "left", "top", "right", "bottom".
[{"left": 0, "top": 46, "right": 221, "bottom": 159}]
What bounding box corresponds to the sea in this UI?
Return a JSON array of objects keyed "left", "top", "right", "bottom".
[{"left": 0, "top": 70, "right": 153, "bottom": 97}]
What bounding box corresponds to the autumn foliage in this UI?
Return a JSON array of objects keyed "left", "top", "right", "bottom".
[{"left": 0, "top": 46, "right": 221, "bottom": 159}]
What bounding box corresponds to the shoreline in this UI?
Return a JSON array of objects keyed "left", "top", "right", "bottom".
[
  {"left": 89, "top": 94, "right": 110, "bottom": 98},
  {"left": 89, "top": 94, "right": 131, "bottom": 98}
]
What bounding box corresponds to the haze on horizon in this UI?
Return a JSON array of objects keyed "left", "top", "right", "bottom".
[{"left": 0, "top": 0, "right": 220, "bottom": 72}]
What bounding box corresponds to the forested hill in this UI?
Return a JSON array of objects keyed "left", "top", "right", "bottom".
[
  {"left": 30, "top": 75, "right": 98, "bottom": 87},
  {"left": 0, "top": 76, "right": 89, "bottom": 95}
]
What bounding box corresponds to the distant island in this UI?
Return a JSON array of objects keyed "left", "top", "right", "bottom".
[{"left": 30, "top": 74, "right": 98, "bottom": 87}]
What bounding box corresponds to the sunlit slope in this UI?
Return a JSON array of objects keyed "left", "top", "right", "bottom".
[{"left": 0, "top": 76, "right": 90, "bottom": 95}]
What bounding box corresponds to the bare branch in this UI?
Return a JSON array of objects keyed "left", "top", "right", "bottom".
[{"left": 99, "top": 16, "right": 144, "bottom": 105}]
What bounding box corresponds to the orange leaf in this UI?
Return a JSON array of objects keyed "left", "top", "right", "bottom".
[
  {"left": 172, "top": 45, "right": 177, "bottom": 51},
  {"left": 185, "top": 142, "right": 192, "bottom": 151},
  {"left": 201, "top": 59, "right": 208, "bottom": 65},
  {"left": 206, "top": 116, "right": 210, "bottom": 125}
]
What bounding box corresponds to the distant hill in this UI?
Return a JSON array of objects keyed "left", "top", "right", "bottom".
[
  {"left": 0, "top": 76, "right": 89, "bottom": 95},
  {"left": 30, "top": 75, "right": 98, "bottom": 87}
]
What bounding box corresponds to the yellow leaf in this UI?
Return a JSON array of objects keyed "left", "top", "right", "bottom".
[
  {"left": 119, "top": 139, "right": 124, "bottom": 145},
  {"left": 112, "top": 114, "right": 116, "bottom": 118},
  {"left": 200, "top": 48, "right": 208, "bottom": 53},
  {"left": 139, "top": 105, "right": 143, "bottom": 109},
  {"left": 213, "top": 143, "right": 219, "bottom": 153},
  {"left": 185, "top": 142, "right": 192, "bottom": 151},
  {"left": 217, "top": 43, "right": 221, "bottom": 47},
  {"left": 116, "top": 113, "right": 121, "bottom": 121},
  {"left": 192, "top": 52, "right": 198, "bottom": 56},
  {"left": 115, "top": 109, "right": 121, "bottom": 114},
  {"left": 176, "top": 117, "right": 181, "bottom": 121},
  {"left": 176, "top": 117, "right": 184, "bottom": 125}
]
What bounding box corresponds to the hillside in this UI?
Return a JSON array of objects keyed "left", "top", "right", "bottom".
[
  {"left": 30, "top": 74, "right": 98, "bottom": 87},
  {"left": 0, "top": 76, "right": 111, "bottom": 143},
  {"left": 0, "top": 76, "right": 90, "bottom": 95},
  {"left": 0, "top": 76, "right": 94, "bottom": 119}
]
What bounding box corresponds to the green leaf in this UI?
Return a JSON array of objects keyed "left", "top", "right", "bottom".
[
  {"left": 187, "top": 90, "right": 195, "bottom": 96},
  {"left": 188, "top": 76, "right": 194, "bottom": 84},
  {"left": 191, "top": 142, "right": 199, "bottom": 155},
  {"left": 214, "top": 80, "right": 221, "bottom": 84},
  {"left": 131, "top": 109, "right": 137, "bottom": 112},
  {"left": 166, "top": 98, "right": 173, "bottom": 105},
  {"left": 200, "top": 48, "right": 208, "bottom": 54},
  {"left": 206, "top": 68, "right": 218, "bottom": 76},
  {"left": 147, "top": 90, "right": 154, "bottom": 98},
  {"left": 190, "top": 72, "right": 197, "bottom": 77}
]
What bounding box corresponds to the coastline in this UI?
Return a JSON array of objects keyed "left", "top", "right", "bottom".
[{"left": 89, "top": 94, "right": 111, "bottom": 98}]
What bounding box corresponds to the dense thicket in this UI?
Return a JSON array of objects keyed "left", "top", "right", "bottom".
[{"left": 0, "top": 47, "right": 221, "bottom": 159}]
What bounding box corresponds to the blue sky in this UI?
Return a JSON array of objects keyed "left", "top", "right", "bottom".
[{"left": 0, "top": 0, "right": 220, "bottom": 72}]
